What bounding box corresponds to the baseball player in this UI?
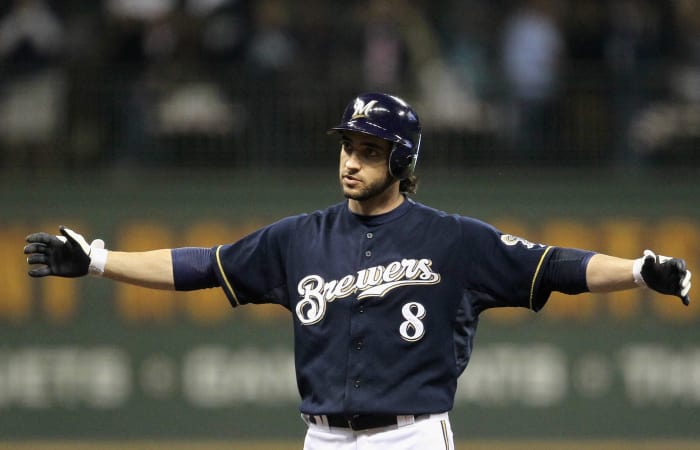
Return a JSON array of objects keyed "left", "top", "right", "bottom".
[{"left": 24, "top": 93, "right": 692, "bottom": 449}]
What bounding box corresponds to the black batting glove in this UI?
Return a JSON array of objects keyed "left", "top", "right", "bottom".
[
  {"left": 24, "top": 226, "right": 104, "bottom": 278},
  {"left": 633, "top": 250, "right": 692, "bottom": 306}
]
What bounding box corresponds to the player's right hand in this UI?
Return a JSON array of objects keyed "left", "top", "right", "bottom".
[{"left": 24, "top": 226, "right": 104, "bottom": 278}]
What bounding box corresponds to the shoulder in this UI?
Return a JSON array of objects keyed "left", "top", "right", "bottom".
[
  {"left": 295, "top": 201, "right": 346, "bottom": 224},
  {"left": 266, "top": 201, "right": 346, "bottom": 231},
  {"left": 409, "top": 200, "right": 497, "bottom": 233}
]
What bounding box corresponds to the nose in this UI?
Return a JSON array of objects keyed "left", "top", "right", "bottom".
[{"left": 344, "top": 151, "right": 361, "bottom": 170}]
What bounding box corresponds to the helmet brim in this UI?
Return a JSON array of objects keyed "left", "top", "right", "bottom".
[{"left": 327, "top": 122, "right": 407, "bottom": 147}]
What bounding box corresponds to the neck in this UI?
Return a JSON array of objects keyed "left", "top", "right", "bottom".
[{"left": 348, "top": 189, "right": 404, "bottom": 216}]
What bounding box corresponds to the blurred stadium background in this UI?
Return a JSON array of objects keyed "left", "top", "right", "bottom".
[{"left": 1, "top": 0, "right": 699, "bottom": 448}]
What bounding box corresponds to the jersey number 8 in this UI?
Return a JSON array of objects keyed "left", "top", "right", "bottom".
[{"left": 399, "top": 302, "right": 426, "bottom": 342}]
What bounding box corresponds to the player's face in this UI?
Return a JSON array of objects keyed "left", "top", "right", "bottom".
[{"left": 338, "top": 132, "right": 396, "bottom": 203}]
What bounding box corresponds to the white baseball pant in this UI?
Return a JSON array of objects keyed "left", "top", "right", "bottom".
[{"left": 302, "top": 412, "right": 454, "bottom": 450}]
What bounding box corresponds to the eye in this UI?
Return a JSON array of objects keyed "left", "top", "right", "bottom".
[{"left": 365, "top": 146, "right": 384, "bottom": 159}]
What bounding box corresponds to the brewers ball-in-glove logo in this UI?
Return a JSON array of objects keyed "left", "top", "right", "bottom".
[{"left": 351, "top": 99, "right": 378, "bottom": 119}]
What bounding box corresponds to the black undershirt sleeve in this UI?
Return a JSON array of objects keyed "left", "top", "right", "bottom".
[
  {"left": 171, "top": 247, "right": 219, "bottom": 291},
  {"left": 538, "top": 247, "right": 595, "bottom": 295}
]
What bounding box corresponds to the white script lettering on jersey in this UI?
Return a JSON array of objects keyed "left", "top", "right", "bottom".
[
  {"left": 500, "top": 234, "right": 543, "bottom": 249},
  {"left": 295, "top": 258, "right": 441, "bottom": 325}
]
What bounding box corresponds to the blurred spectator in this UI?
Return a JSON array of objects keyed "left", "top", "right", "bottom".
[
  {"left": 101, "top": 0, "right": 174, "bottom": 167},
  {"left": 605, "top": 0, "right": 667, "bottom": 164},
  {"left": 566, "top": 1, "right": 607, "bottom": 65},
  {"left": 101, "top": 0, "right": 244, "bottom": 168},
  {"left": 0, "top": 0, "right": 66, "bottom": 168},
  {"left": 352, "top": 0, "right": 479, "bottom": 132},
  {"left": 195, "top": 0, "right": 250, "bottom": 65},
  {"left": 441, "top": 0, "right": 493, "bottom": 101},
  {"left": 0, "top": 0, "right": 64, "bottom": 72},
  {"left": 431, "top": 0, "right": 499, "bottom": 132},
  {"left": 501, "top": 0, "right": 564, "bottom": 161},
  {"left": 246, "top": 0, "right": 299, "bottom": 78},
  {"left": 0, "top": 0, "right": 698, "bottom": 172},
  {"left": 291, "top": 0, "right": 336, "bottom": 84},
  {"left": 672, "top": 0, "right": 700, "bottom": 101},
  {"left": 348, "top": 0, "right": 435, "bottom": 92},
  {"left": 560, "top": 1, "right": 612, "bottom": 164},
  {"left": 628, "top": 0, "right": 700, "bottom": 164},
  {"left": 360, "top": 0, "right": 406, "bottom": 91}
]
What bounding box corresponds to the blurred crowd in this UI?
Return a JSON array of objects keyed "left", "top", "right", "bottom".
[{"left": 0, "top": 0, "right": 698, "bottom": 171}]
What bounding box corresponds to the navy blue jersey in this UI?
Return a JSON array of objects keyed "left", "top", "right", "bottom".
[{"left": 212, "top": 198, "right": 555, "bottom": 416}]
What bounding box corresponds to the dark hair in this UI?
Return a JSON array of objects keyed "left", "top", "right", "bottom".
[{"left": 399, "top": 175, "right": 418, "bottom": 194}]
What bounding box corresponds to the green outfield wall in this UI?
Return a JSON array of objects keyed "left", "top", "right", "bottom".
[{"left": 1, "top": 168, "right": 699, "bottom": 441}]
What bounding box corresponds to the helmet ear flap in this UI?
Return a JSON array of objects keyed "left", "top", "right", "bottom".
[{"left": 389, "top": 143, "right": 418, "bottom": 180}]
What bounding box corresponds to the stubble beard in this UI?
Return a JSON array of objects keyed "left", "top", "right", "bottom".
[{"left": 342, "top": 171, "right": 395, "bottom": 202}]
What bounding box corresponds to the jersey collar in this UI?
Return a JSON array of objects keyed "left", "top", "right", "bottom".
[{"left": 347, "top": 195, "right": 414, "bottom": 227}]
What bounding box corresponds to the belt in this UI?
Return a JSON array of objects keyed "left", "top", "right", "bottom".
[{"left": 305, "top": 413, "right": 431, "bottom": 431}]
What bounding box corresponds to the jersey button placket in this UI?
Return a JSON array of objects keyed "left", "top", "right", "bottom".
[
  {"left": 347, "top": 230, "right": 372, "bottom": 402},
  {"left": 364, "top": 231, "right": 373, "bottom": 259}
]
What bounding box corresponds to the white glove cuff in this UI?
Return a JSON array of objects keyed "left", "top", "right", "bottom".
[
  {"left": 632, "top": 257, "right": 646, "bottom": 287},
  {"left": 89, "top": 247, "right": 108, "bottom": 276}
]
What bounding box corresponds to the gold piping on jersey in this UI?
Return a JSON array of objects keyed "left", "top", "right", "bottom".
[
  {"left": 215, "top": 245, "right": 240, "bottom": 306},
  {"left": 529, "top": 246, "right": 553, "bottom": 310}
]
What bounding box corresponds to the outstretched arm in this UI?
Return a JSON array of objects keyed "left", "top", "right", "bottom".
[
  {"left": 103, "top": 249, "right": 174, "bottom": 290},
  {"left": 586, "top": 251, "right": 692, "bottom": 305},
  {"left": 25, "top": 226, "right": 175, "bottom": 290},
  {"left": 586, "top": 254, "right": 637, "bottom": 292}
]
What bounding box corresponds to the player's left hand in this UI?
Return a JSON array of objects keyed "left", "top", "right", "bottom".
[{"left": 634, "top": 249, "right": 692, "bottom": 306}]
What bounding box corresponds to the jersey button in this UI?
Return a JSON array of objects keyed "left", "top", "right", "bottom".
[
  {"left": 354, "top": 379, "right": 361, "bottom": 388},
  {"left": 366, "top": 232, "right": 373, "bottom": 239},
  {"left": 355, "top": 340, "right": 363, "bottom": 351},
  {"left": 365, "top": 250, "right": 372, "bottom": 258}
]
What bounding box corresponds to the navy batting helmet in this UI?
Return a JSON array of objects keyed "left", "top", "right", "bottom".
[{"left": 329, "top": 93, "right": 421, "bottom": 180}]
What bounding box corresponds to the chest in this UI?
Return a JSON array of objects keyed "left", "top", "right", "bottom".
[{"left": 286, "top": 220, "right": 463, "bottom": 331}]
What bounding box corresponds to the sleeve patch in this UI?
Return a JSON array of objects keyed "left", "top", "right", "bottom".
[{"left": 501, "top": 234, "right": 543, "bottom": 249}]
